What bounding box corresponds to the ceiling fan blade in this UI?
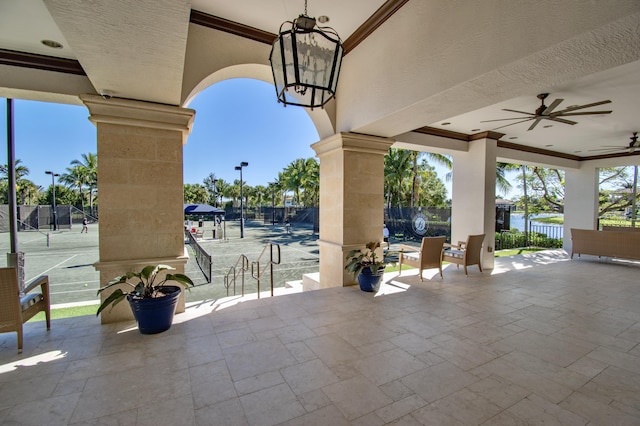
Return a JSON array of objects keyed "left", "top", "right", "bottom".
[
  {"left": 557, "top": 100, "right": 612, "bottom": 113},
  {"left": 501, "top": 109, "right": 535, "bottom": 116},
  {"left": 554, "top": 111, "right": 612, "bottom": 117},
  {"left": 480, "top": 117, "right": 534, "bottom": 123},
  {"left": 527, "top": 118, "right": 543, "bottom": 131},
  {"left": 546, "top": 117, "right": 577, "bottom": 125},
  {"left": 588, "top": 146, "right": 626, "bottom": 151},
  {"left": 542, "top": 98, "right": 563, "bottom": 115},
  {"left": 490, "top": 118, "right": 534, "bottom": 130}
]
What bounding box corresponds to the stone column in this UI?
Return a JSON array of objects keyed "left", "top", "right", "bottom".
[
  {"left": 450, "top": 134, "right": 498, "bottom": 271},
  {"left": 80, "top": 95, "right": 195, "bottom": 324},
  {"left": 563, "top": 166, "right": 599, "bottom": 253},
  {"left": 311, "top": 133, "right": 394, "bottom": 289}
]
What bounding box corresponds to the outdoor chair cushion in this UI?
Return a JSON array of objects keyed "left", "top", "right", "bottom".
[
  {"left": 403, "top": 252, "right": 420, "bottom": 261},
  {"left": 445, "top": 249, "right": 465, "bottom": 259},
  {"left": 20, "top": 293, "right": 44, "bottom": 311}
]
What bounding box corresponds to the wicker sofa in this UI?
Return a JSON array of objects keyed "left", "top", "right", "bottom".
[{"left": 570, "top": 228, "right": 640, "bottom": 261}]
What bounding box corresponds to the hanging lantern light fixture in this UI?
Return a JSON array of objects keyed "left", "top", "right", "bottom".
[{"left": 269, "top": 0, "right": 343, "bottom": 109}]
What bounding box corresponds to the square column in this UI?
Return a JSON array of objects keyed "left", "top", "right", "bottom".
[
  {"left": 311, "top": 133, "right": 394, "bottom": 288},
  {"left": 80, "top": 95, "right": 195, "bottom": 323},
  {"left": 450, "top": 136, "right": 498, "bottom": 271},
  {"left": 563, "top": 166, "right": 599, "bottom": 253}
]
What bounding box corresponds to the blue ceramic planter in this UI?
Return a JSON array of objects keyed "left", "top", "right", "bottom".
[
  {"left": 127, "top": 286, "right": 181, "bottom": 334},
  {"left": 358, "top": 266, "right": 385, "bottom": 292}
]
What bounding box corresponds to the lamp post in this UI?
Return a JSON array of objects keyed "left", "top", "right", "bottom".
[
  {"left": 45, "top": 171, "right": 60, "bottom": 230},
  {"left": 213, "top": 179, "right": 219, "bottom": 208},
  {"left": 269, "top": 182, "right": 277, "bottom": 226},
  {"left": 235, "top": 162, "right": 248, "bottom": 238}
]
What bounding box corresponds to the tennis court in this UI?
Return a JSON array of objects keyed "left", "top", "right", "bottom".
[{"left": 0, "top": 220, "right": 320, "bottom": 307}]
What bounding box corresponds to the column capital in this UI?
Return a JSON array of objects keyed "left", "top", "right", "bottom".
[
  {"left": 80, "top": 95, "right": 195, "bottom": 144},
  {"left": 312, "top": 132, "right": 394, "bottom": 157}
]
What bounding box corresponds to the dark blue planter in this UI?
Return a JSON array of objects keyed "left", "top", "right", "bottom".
[
  {"left": 358, "top": 266, "right": 385, "bottom": 292},
  {"left": 127, "top": 286, "right": 181, "bottom": 334}
]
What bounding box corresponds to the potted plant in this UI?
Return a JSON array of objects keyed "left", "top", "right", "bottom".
[
  {"left": 345, "top": 241, "right": 386, "bottom": 292},
  {"left": 96, "top": 264, "right": 194, "bottom": 334}
]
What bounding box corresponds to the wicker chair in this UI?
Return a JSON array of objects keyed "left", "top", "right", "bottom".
[
  {"left": 0, "top": 267, "right": 51, "bottom": 352},
  {"left": 443, "top": 234, "right": 485, "bottom": 276},
  {"left": 399, "top": 236, "right": 446, "bottom": 280}
]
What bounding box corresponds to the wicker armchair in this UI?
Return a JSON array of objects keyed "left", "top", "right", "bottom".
[
  {"left": 443, "top": 234, "right": 485, "bottom": 276},
  {"left": 0, "top": 267, "right": 51, "bottom": 352},
  {"left": 399, "top": 236, "right": 446, "bottom": 280}
]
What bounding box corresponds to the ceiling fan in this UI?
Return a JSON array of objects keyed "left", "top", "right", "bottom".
[
  {"left": 589, "top": 132, "right": 639, "bottom": 154},
  {"left": 481, "top": 93, "right": 612, "bottom": 131}
]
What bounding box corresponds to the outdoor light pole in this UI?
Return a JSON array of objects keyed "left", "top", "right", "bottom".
[
  {"left": 213, "top": 179, "right": 219, "bottom": 208},
  {"left": 45, "top": 171, "right": 60, "bottom": 230},
  {"left": 235, "top": 162, "right": 248, "bottom": 238},
  {"left": 269, "top": 182, "right": 276, "bottom": 226}
]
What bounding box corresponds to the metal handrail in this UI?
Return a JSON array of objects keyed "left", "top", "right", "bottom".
[
  {"left": 223, "top": 254, "right": 249, "bottom": 296},
  {"left": 251, "top": 242, "right": 281, "bottom": 298}
]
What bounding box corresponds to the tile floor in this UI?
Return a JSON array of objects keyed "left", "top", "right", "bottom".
[{"left": 1, "top": 250, "right": 640, "bottom": 425}]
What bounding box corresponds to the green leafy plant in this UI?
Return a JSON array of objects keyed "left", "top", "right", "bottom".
[
  {"left": 97, "top": 264, "right": 194, "bottom": 315},
  {"left": 345, "top": 241, "right": 386, "bottom": 278}
]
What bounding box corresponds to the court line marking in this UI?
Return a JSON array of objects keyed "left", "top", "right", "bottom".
[{"left": 27, "top": 254, "right": 79, "bottom": 282}]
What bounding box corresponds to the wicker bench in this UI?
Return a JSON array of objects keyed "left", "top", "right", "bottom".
[{"left": 570, "top": 228, "right": 640, "bottom": 261}]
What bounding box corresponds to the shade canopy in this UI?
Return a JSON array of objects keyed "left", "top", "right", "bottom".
[{"left": 183, "top": 204, "right": 225, "bottom": 215}]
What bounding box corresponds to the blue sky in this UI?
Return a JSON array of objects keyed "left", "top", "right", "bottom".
[{"left": 1, "top": 78, "right": 462, "bottom": 196}]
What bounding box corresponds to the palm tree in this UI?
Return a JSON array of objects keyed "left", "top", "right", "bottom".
[
  {"left": 202, "top": 173, "right": 220, "bottom": 206},
  {"left": 184, "top": 183, "right": 208, "bottom": 204},
  {"left": 60, "top": 164, "right": 89, "bottom": 213},
  {"left": 300, "top": 158, "right": 319, "bottom": 206},
  {"left": 384, "top": 148, "right": 412, "bottom": 208},
  {"left": 282, "top": 158, "right": 307, "bottom": 205},
  {"left": 19, "top": 181, "right": 42, "bottom": 205},
  {"left": 0, "top": 159, "right": 43, "bottom": 205},
  {"left": 70, "top": 153, "right": 97, "bottom": 216},
  {"left": 496, "top": 162, "right": 521, "bottom": 197}
]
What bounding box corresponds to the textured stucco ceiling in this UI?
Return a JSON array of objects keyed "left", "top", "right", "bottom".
[{"left": 0, "top": 0, "right": 639, "bottom": 161}]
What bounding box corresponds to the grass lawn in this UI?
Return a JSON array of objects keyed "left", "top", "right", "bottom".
[
  {"left": 29, "top": 304, "right": 98, "bottom": 322},
  {"left": 494, "top": 248, "right": 545, "bottom": 257}
]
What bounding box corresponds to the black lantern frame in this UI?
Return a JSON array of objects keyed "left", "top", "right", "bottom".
[{"left": 270, "top": 13, "right": 343, "bottom": 109}]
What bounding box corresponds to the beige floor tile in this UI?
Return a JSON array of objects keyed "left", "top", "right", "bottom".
[
  {"left": 429, "top": 388, "right": 504, "bottom": 425},
  {"left": 282, "top": 358, "right": 339, "bottom": 395},
  {"left": 2, "top": 253, "right": 640, "bottom": 425},
  {"left": 499, "top": 329, "right": 596, "bottom": 367},
  {"left": 322, "top": 375, "right": 393, "bottom": 421},
  {"left": 223, "top": 337, "right": 297, "bottom": 381},
  {"left": 279, "top": 404, "right": 350, "bottom": 426},
  {"left": 239, "top": 382, "right": 306, "bottom": 426},
  {"left": 400, "top": 361, "right": 477, "bottom": 403},
  {"left": 560, "top": 391, "right": 640, "bottom": 426},
  {"left": 374, "top": 394, "right": 427, "bottom": 423},
  {"left": 4, "top": 392, "right": 80, "bottom": 425},
  {"left": 195, "top": 397, "right": 248, "bottom": 426},
  {"left": 506, "top": 393, "right": 588, "bottom": 425}
]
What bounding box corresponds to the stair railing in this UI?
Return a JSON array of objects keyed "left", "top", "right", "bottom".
[
  {"left": 223, "top": 254, "right": 249, "bottom": 296},
  {"left": 251, "top": 242, "right": 281, "bottom": 298}
]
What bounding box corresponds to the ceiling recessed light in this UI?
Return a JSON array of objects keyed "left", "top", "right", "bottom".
[
  {"left": 471, "top": 128, "right": 480, "bottom": 132},
  {"left": 509, "top": 137, "right": 518, "bottom": 140},
  {"left": 317, "top": 15, "right": 330, "bottom": 23},
  {"left": 441, "top": 122, "right": 451, "bottom": 126},
  {"left": 41, "top": 39, "right": 63, "bottom": 49},
  {"left": 575, "top": 150, "right": 582, "bottom": 153},
  {"left": 543, "top": 125, "right": 553, "bottom": 128},
  {"left": 545, "top": 144, "right": 554, "bottom": 147}
]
